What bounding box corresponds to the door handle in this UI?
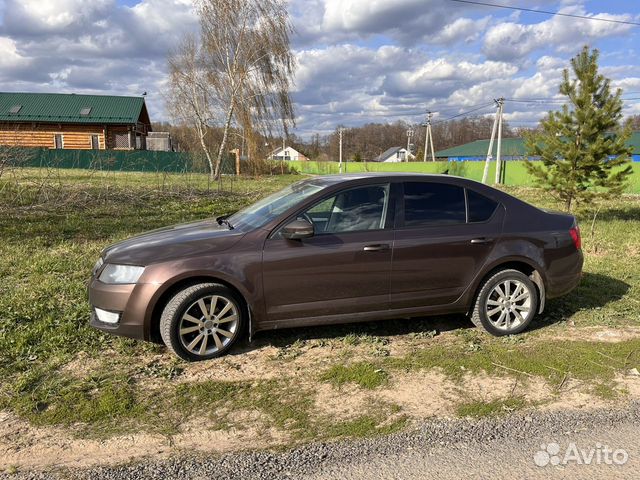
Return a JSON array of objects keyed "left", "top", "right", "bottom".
[
  {"left": 363, "top": 244, "right": 390, "bottom": 252},
  {"left": 470, "top": 237, "right": 494, "bottom": 244}
]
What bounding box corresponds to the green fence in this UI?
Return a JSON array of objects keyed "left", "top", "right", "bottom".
[
  {"left": 288, "top": 160, "right": 640, "bottom": 193},
  {"left": 3, "top": 147, "right": 237, "bottom": 174},
  {"left": 5, "top": 147, "right": 639, "bottom": 193}
]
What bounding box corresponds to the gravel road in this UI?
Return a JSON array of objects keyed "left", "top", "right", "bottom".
[{"left": 5, "top": 402, "right": 640, "bottom": 480}]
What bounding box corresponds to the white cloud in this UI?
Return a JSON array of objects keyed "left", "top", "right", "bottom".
[
  {"left": 483, "top": 6, "right": 635, "bottom": 61},
  {"left": 296, "top": 0, "right": 477, "bottom": 46},
  {"left": 430, "top": 16, "right": 491, "bottom": 45},
  {"left": 2, "top": 0, "right": 114, "bottom": 35},
  {"left": 0, "top": 0, "right": 638, "bottom": 132},
  {"left": 0, "top": 36, "right": 27, "bottom": 68}
]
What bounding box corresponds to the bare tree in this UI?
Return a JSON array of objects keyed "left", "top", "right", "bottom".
[
  {"left": 168, "top": 34, "right": 218, "bottom": 177},
  {"left": 168, "top": 0, "right": 295, "bottom": 179}
]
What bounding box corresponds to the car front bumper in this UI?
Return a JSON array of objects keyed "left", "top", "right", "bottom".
[{"left": 88, "top": 277, "right": 161, "bottom": 341}]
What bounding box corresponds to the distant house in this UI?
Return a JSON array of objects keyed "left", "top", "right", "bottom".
[
  {"left": 269, "top": 146, "right": 308, "bottom": 161},
  {"left": 0, "top": 92, "right": 152, "bottom": 150},
  {"left": 434, "top": 134, "right": 640, "bottom": 162},
  {"left": 434, "top": 138, "right": 532, "bottom": 162},
  {"left": 372, "top": 146, "right": 415, "bottom": 163}
]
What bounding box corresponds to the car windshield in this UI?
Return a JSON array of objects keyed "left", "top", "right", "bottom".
[{"left": 227, "top": 180, "right": 325, "bottom": 230}]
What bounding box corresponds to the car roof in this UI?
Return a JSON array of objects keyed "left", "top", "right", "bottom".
[
  {"left": 308, "top": 172, "right": 458, "bottom": 184},
  {"left": 300, "top": 172, "right": 517, "bottom": 205}
]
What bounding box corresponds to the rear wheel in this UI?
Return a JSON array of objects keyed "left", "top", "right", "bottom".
[
  {"left": 470, "top": 269, "right": 538, "bottom": 336},
  {"left": 160, "top": 283, "right": 245, "bottom": 361}
]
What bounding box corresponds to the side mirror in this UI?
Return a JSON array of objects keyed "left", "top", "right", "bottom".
[{"left": 282, "top": 218, "right": 314, "bottom": 240}]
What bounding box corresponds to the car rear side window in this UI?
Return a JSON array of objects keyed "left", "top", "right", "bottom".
[
  {"left": 403, "top": 182, "right": 466, "bottom": 227},
  {"left": 467, "top": 189, "right": 498, "bottom": 223}
]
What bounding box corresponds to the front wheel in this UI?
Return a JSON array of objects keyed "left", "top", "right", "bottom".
[
  {"left": 470, "top": 269, "right": 538, "bottom": 336},
  {"left": 160, "top": 283, "right": 245, "bottom": 361}
]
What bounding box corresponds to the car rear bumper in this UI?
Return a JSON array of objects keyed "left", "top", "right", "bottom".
[
  {"left": 546, "top": 250, "right": 584, "bottom": 298},
  {"left": 88, "top": 278, "right": 160, "bottom": 341}
]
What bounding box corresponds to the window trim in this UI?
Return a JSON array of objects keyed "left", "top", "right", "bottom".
[
  {"left": 271, "top": 182, "right": 394, "bottom": 239},
  {"left": 53, "top": 133, "right": 64, "bottom": 149},
  {"left": 90, "top": 134, "right": 100, "bottom": 150}
]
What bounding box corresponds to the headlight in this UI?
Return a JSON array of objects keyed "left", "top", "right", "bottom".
[
  {"left": 92, "top": 257, "right": 104, "bottom": 276},
  {"left": 99, "top": 264, "right": 145, "bottom": 284}
]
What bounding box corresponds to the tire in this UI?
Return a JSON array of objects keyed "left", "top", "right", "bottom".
[
  {"left": 160, "top": 283, "right": 245, "bottom": 361},
  {"left": 470, "top": 269, "right": 539, "bottom": 336}
]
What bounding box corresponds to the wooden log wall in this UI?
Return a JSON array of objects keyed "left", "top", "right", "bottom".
[{"left": 0, "top": 123, "right": 107, "bottom": 150}]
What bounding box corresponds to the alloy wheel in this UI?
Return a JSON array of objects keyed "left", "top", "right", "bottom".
[
  {"left": 484, "top": 279, "right": 532, "bottom": 332},
  {"left": 178, "top": 294, "right": 239, "bottom": 356}
]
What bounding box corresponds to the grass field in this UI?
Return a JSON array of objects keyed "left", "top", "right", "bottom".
[
  {"left": 288, "top": 160, "right": 640, "bottom": 193},
  {"left": 1, "top": 167, "right": 639, "bottom": 464}
]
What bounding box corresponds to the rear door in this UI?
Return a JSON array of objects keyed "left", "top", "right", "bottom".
[
  {"left": 390, "top": 181, "right": 503, "bottom": 309},
  {"left": 262, "top": 183, "right": 395, "bottom": 323}
]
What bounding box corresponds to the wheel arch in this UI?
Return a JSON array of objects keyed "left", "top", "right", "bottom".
[
  {"left": 469, "top": 259, "right": 546, "bottom": 315},
  {"left": 147, "top": 275, "right": 251, "bottom": 344}
]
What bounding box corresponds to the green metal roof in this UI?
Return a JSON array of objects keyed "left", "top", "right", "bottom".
[
  {"left": 435, "top": 132, "right": 640, "bottom": 158},
  {"left": 0, "top": 92, "right": 148, "bottom": 125}
]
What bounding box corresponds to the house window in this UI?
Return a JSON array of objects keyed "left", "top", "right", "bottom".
[
  {"left": 54, "top": 134, "right": 64, "bottom": 149},
  {"left": 114, "top": 132, "right": 130, "bottom": 149},
  {"left": 90, "top": 135, "right": 100, "bottom": 150}
]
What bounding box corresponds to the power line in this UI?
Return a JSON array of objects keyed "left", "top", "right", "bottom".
[
  {"left": 446, "top": 0, "right": 640, "bottom": 27},
  {"left": 426, "top": 101, "right": 497, "bottom": 116},
  {"left": 505, "top": 98, "right": 565, "bottom": 104},
  {"left": 433, "top": 102, "right": 496, "bottom": 124}
]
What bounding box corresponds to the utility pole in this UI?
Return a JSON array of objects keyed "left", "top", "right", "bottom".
[
  {"left": 494, "top": 97, "right": 505, "bottom": 185},
  {"left": 406, "top": 128, "right": 414, "bottom": 162},
  {"left": 338, "top": 127, "right": 344, "bottom": 173},
  {"left": 421, "top": 111, "right": 435, "bottom": 162},
  {"left": 482, "top": 99, "right": 501, "bottom": 184}
]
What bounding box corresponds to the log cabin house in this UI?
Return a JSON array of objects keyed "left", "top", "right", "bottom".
[{"left": 0, "top": 92, "right": 152, "bottom": 150}]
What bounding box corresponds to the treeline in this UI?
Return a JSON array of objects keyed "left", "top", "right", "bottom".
[
  {"left": 154, "top": 113, "right": 638, "bottom": 163},
  {"left": 289, "top": 117, "right": 521, "bottom": 162}
]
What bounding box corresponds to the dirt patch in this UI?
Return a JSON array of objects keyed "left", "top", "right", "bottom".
[
  {"left": 618, "top": 372, "right": 640, "bottom": 397},
  {"left": 59, "top": 351, "right": 104, "bottom": 378},
  {"left": 378, "top": 371, "right": 454, "bottom": 417},
  {"left": 377, "top": 371, "right": 551, "bottom": 418},
  {"left": 0, "top": 410, "right": 287, "bottom": 471},
  {"left": 314, "top": 383, "right": 373, "bottom": 420},
  {"left": 539, "top": 378, "right": 610, "bottom": 411},
  {"left": 546, "top": 326, "right": 640, "bottom": 343}
]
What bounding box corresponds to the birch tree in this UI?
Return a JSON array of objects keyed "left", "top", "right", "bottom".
[
  {"left": 167, "top": 34, "right": 217, "bottom": 176},
  {"left": 168, "top": 0, "right": 295, "bottom": 179}
]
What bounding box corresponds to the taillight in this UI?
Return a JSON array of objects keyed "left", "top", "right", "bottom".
[{"left": 569, "top": 225, "right": 581, "bottom": 250}]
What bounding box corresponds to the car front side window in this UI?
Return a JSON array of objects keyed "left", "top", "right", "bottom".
[{"left": 302, "top": 184, "right": 390, "bottom": 234}]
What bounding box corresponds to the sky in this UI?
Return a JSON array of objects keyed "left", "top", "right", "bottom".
[{"left": 0, "top": 0, "right": 639, "bottom": 137}]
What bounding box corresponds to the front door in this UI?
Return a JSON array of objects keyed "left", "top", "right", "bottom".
[
  {"left": 391, "top": 181, "right": 503, "bottom": 309},
  {"left": 262, "top": 183, "right": 394, "bottom": 323}
]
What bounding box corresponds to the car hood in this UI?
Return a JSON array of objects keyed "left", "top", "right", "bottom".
[{"left": 101, "top": 219, "right": 245, "bottom": 266}]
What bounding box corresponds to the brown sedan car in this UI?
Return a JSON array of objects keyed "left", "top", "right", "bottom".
[{"left": 89, "top": 173, "right": 583, "bottom": 361}]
